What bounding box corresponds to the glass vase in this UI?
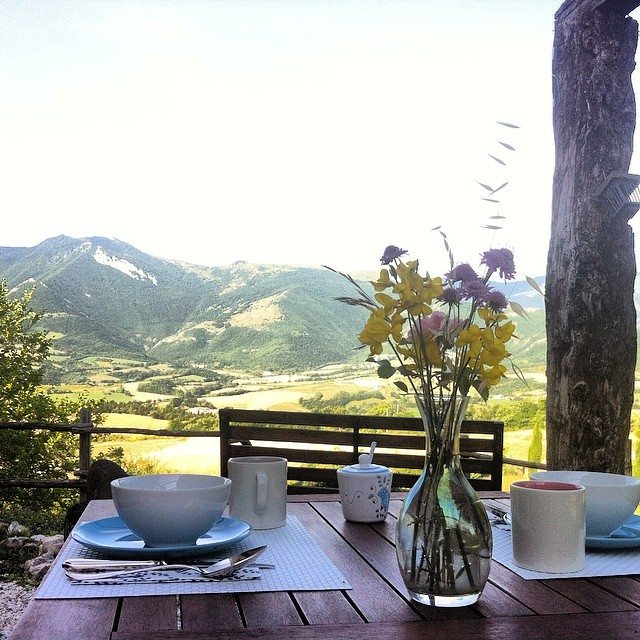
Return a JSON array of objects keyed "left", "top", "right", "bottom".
[{"left": 395, "top": 395, "right": 492, "bottom": 607}]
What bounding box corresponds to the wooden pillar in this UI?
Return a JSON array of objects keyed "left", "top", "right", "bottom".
[{"left": 546, "top": 0, "right": 640, "bottom": 472}]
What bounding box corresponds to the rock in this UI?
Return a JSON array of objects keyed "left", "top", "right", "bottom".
[
  {"left": 38, "top": 535, "right": 63, "bottom": 555},
  {"left": 21, "top": 542, "right": 40, "bottom": 554},
  {"left": 29, "top": 534, "right": 47, "bottom": 544},
  {"left": 7, "top": 522, "right": 28, "bottom": 536},
  {"left": 5, "top": 537, "right": 28, "bottom": 549},
  {"left": 24, "top": 550, "right": 56, "bottom": 579}
]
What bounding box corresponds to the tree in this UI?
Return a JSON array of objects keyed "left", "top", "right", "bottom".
[
  {"left": 0, "top": 280, "right": 79, "bottom": 511},
  {"left": 546, "top": 0, "right": 640, "bottom": 472}
]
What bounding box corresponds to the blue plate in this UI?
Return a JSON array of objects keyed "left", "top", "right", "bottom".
[
  {"left": 586, "top": 514, "right": 640, "bottom": 549},
  {"left": 72, "top": 516, "right": 252, "bottom": 558}
]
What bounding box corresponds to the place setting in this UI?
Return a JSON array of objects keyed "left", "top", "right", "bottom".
[
  {"left": 34, "top": 458, "right": 351, "bottom": 600},
  {"left": 486, "top": 470, "right": 640, "bottom": 580}
]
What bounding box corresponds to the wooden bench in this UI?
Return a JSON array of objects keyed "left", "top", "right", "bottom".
[{"left": 219, "top": 408, "right": 504, "bottom": 492}]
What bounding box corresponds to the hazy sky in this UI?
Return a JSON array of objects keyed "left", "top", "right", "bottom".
[{"left": 2, "top": 0, "right": 639, "bottom": 278}]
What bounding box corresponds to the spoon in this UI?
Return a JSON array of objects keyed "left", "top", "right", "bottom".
[{"left": 65, "top": 545, "right": 267, "bottom": 581}]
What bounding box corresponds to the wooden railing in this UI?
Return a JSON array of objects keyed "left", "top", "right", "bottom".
[
  {"left": 8, "top": 410, "right": 627, "bottom": 498},
  {"left": 0, "top": 410, "right": 220, "bottom": 501}
]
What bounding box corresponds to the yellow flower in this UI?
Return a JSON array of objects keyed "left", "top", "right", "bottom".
[
  {"left": 479, "top": 364, "right": 507, "bottom": 386},
  {"left": 456, "top": 324, "right": 482, "bottom": 359},
  {"left": 374, "top": 292, "right": 397, "bottom": 314},
  {"left": 425, "top": 340, "right": 443, "bottom": 367},
  {"left": 478, "top": 328, "right": 510, "bottom": 367},
  {"left": 373, "top": 269, "right": 392, "bottom": 292},
  {"left": 495, "top": 321, "right": 516, "bottom": 343},
  {"left": 478, "top": 307, "right": 507, "bottom": 324},
  {"left": 390, "top": 311, "right": 405, "bottom": 343},
  {"left": 423, "top": 276, "right": 444, "bottom": 300},
  {"left": 359, "top": 310, "right": 392, "bottom": 355}
]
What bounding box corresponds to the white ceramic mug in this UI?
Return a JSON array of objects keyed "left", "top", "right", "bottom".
[
  {"left": 510, "top": 479, "right": 586, "bottom": 573},
  {"left": 227, "top": 456, "right": 288, "bottom": 529}
]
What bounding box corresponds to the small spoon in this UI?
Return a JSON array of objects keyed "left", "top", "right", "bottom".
[{"left": 65, "top": 546, "right": 267, "bottom": 581}]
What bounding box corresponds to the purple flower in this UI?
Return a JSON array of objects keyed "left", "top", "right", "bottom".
[
  {"left": 461, "top": 280, "right": 491, "bottom": 303},
  {"left": 446, "top": 263, "right": 479, "bottom": 283},
  {"left": 481, "top": 248, "right": 516, "bottom": 280},
  {"left": 484, "top": 290, "right": 509, "bottom": 312},
  {"left": 380, "top": 245, "right": 408, "bottom": 265},
  {"left": 438, "top": 287, "right": 464, "bottom": 304}
]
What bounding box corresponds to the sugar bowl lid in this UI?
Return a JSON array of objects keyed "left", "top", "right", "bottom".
[{"left": 338, "top": 442, "right": 390, "bottom": 474}]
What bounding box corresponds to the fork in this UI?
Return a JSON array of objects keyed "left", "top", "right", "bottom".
[{"left": 65, "top": 546, "right": 267, "bottom": 581}]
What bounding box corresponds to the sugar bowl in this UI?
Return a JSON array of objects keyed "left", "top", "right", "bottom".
[{"left": 337, "top": 442, "right": 393, "bottom": 522}]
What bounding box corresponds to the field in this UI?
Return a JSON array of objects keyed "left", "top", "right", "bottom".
[
  {"left": 88, "top": 381, "right": 546, "bottom": 489},
  {"left": 48, "top": 358, "right": 640, "bottom": 488}
]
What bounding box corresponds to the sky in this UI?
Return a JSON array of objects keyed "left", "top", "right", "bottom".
[{"left": 2, "top": 0, "right": 640, "bottom": 279}]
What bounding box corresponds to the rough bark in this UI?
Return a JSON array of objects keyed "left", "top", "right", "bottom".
[{"left": 546, "top": 4, "right": 639, "bottom": 472}]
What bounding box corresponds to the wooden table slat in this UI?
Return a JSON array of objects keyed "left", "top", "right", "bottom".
[
  {"left": 292, "top": 590, "right": 364, "bottom": 625},
  {"left": 117, "top": 596, "right": 179, "bottom": 632},
  {"left": 236, "top": 592, "right": 304, "bottom": 628},
  {"left": 9, "top": 598, "right": 118, "bottom": 640},
  {"left": 110, "top": 609, "right": 640, "bottom": 640},
  {"left": 540, "top": 577, "right": 640, "bottom": 612},
  {"left": 487, "top": 561, "right": 587, "bottom": 615},
  {"left": 287, "top": 502, "right": 422, "bottom": 623},
  {"left": 180, "top": 595, "right": 244, "bottom": 632},
  {"left": 590, "top": 576, "right": 640, "bottom": 607}
]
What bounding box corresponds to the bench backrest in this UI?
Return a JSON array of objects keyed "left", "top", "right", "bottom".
[{"left": 219, "top": 408, "right": 504, "bottom": 492}]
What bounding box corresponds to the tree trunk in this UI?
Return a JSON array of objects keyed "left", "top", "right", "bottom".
[{"left": 546, "top": 3, "right": 638, "bottom": 472}]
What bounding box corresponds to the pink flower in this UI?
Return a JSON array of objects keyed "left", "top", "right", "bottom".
[{"left": 421, "top": 311, "right": 447, "bottom": 333}]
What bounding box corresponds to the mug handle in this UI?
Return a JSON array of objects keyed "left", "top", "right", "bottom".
[{"left": 255, "top": 472, "right": 268, "bottom": 514}]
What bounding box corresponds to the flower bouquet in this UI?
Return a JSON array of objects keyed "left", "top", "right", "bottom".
[{"left": 329, "top": 241, "right": 520, "bottom": 606}]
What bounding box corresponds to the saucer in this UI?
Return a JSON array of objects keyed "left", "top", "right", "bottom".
[
  {"left": 586, "top": 514, "right": 640, "bottom": 549},
  {"left": 72, "top": 516, "right": 251, "bottom": 558}
]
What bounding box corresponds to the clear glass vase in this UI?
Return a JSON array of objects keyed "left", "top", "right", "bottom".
[{"left": 395, "top": 395, "right": 493, "bottom": 607}]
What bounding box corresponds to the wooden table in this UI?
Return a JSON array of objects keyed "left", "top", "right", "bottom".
[{"left": 10, "top": 493, "right": 640, "bottom": 640}]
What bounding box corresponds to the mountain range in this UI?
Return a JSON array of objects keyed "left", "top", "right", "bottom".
[{"left": 0, "top": 235, "right": 548, "bottom": 379}]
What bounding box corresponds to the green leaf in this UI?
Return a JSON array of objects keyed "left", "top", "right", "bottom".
[
  {"left": 489, "top": 215, "right": 506, "bottom": 219},
  {"left": 377, "top": 360, "right": 396, "bottom": 379},
  {"left": 526, "top": 276, "right": 546, "bottom": 298},
  {"left": 496, "top": 121, "right": 520, "bottom": 128},
  {"left": 458, "top": 372, "right": 471, "bottom": 396},
  {"left": 509, "top": 301, "right": 530, "bottom": 319},
  {"left": 394, "top": 380, "right": 409, "bottom": 393},
  {"left": 498, "top": 141, "right": 516, "bottom": 150},
  {"left": 488, "top": 154, "right": 506, "bottom": 165},
  {"left": 481, "top": 225, "right": 503, "bottom": 230},
  {"left": 482, "top": 198, "right": 500, "bottom": 203},
  {"left": 472, "top": 378, "right": 490, "bottom": 402}
]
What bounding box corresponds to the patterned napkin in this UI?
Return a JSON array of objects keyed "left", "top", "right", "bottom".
[{"left": 67, "top": 565, "right": 261, "bottom": 585}]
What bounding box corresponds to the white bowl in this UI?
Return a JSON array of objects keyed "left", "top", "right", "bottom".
[
  {"left": 111, "top": 474, "right": 232, "bottom": 547},
  {"left": 530, "top": 470, "right": 640, "bottom": 536}
]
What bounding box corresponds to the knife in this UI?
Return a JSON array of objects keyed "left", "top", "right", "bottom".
[{"left": 62, "top": 559, "right": 161, "bottom": 572}]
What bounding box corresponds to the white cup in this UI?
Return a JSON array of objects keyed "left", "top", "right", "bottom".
[
  {"left": 510, "top": 479, "right": 586, "bottom": 573},
  {"left": 227, "top": 456, "right": 287, "bottom": 529}
]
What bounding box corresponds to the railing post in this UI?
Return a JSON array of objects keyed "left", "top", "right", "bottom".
[{"left": 78, "top": 409, "right": 92, "bottom": 502}]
